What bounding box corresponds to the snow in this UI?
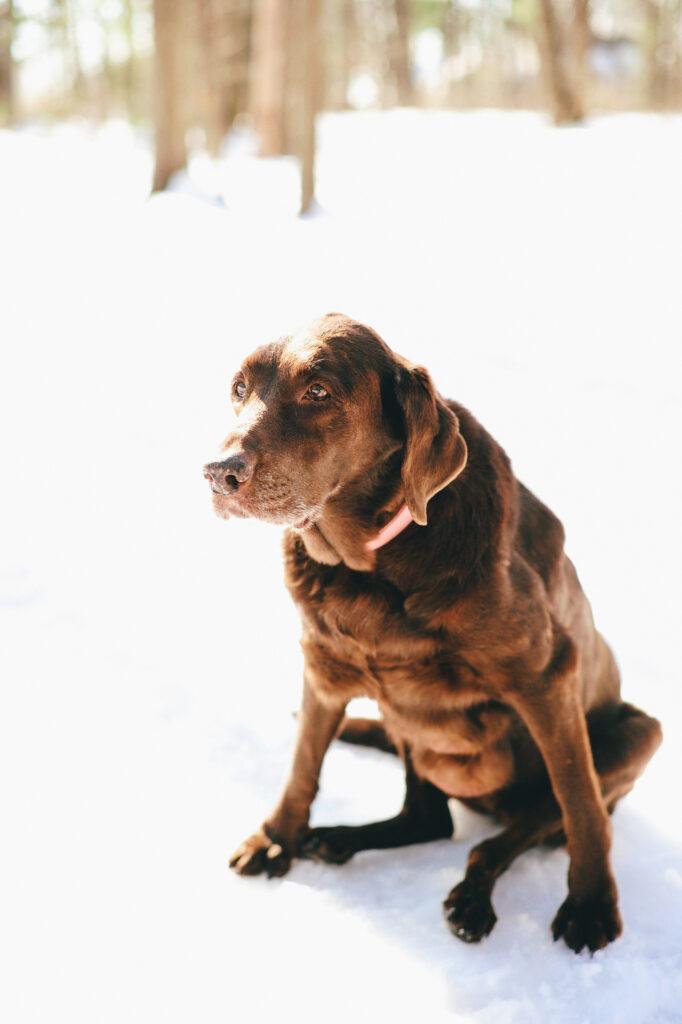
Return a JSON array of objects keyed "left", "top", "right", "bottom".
[{"left": 2, "top": 109, "right": 682, "bottom": 1023}]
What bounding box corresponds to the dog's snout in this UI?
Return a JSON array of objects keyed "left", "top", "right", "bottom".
[{"left": 203, "top": 453, "right": 254, "bottom": 495}]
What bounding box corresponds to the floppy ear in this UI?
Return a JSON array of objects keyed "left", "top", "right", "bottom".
[{"left": 395, "top": 362, "right": 468, "bottom": 526}]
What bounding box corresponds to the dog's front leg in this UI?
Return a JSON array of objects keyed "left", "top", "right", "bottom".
[
  {"left": 230, "top": 676, "right": 346, "bottom": 878},
  {"left": 507, "top": 635, "right": 621, "bottom": 953}
]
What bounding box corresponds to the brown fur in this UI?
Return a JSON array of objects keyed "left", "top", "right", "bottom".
[{"left": 204, "top": 313, "right": 662, "bottom": 953}]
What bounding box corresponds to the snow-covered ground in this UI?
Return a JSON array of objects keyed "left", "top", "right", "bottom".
[{"left": 2, "top": 109, "right": 681, "bottom": 1023}]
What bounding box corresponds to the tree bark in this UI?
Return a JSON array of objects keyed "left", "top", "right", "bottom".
[
  {"left": 196, "top": 0, "right": 227, "bottom": 155},
  {"left": 391, "top": 0, "right": 413, "bottom": 106},
  {"left": 0, "top": 0, "right": 14, "bottom": 124},
  {"left": 121, "top": 0, "right": 137, "bottom": 119},
  {"left": 299, "top": 0, "right": 322, "bottom": 214},
  {"left": 571, "top": 0, "right": 591, "bottom": 113},
  {"left": 537, "top": 0, "right": 584, "bottom": 124},
  {"left": 152, "top": 0, "right": 189, "bottom": 192},
  {"left": 641, "top": 0, "right": 669, "bottom": 107},
  {"left": 250, "top": 0, "right": 288, "bottom": 156},
  {"left": 339, "top": 0, "right": 358, "bottom": 109}
]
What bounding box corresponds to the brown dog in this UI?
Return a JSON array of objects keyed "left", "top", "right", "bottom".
[{"left": 204, "top": 313, "right": 661, "bottom": 953}]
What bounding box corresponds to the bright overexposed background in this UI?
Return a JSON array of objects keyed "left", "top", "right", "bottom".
[{"left": 2, "top": 109, "right": 681, "bottom": 1022}]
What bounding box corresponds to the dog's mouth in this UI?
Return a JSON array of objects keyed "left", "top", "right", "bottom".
[{"left": 210, "top": 486, "right": 318, "bottom": 530}]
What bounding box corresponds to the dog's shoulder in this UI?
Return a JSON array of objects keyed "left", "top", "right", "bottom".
[
  {"left": 515, "top": 482, "right": 567, "bottom": 590},
  {"left": 445, "top": 401, "right": 567, "bottom": 583}
]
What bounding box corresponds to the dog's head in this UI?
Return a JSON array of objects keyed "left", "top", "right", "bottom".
[{"left": 204, "top": 314, "right": 467, "bottom": 540}]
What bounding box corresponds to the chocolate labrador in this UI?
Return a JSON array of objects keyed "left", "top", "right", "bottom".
[{"left": 204, "top": 313, "right": 661, "bottom": 953}]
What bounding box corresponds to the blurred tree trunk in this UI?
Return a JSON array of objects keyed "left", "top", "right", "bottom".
[
  {"left": 537, "top": 0, "right": 584, "bottom": 123},
  {"left": 230, "top": 1, "right": 252, "bottom": 125},
  {"left": 339, "top": 0, "right": 358, "bottom": 108},
  {"left": 0, "top": 0, "right": 14, "bottom": 124},
  {"left": 250, "top": 0, "right": 287, "bottom": 155},
  {"left": 196, "top": 0, "right": 227, "bottom": 154},
  {"left": 442, "top": 0, "right": 462, "bottom": 106},
  {"left": 122, "top": 0, "right": 137, "bottom": 119},
  {"left": 196, "top": 0, "right": 249, "bottom": 154},
  {"left": 299, "top": 0, "right": 322, "bottom": 213},
  {"left": 642, "top": 0, "right": 660, "bottom": 104},
  {"left": 98, "top": 4, "right": 114, "bottom": 119},
  {"left": 215, "top": 1, "right": 250, "bottom": 148},
  {"left": 571, "top": 0, "right": 591, "bottom": 110},
  {"left": 387, "top": 0, "right": 413, "bottom": 106},
  {"left": 54, "top": 0, "right": 84, "bottom": 105},
  {"left": 665, "top": 0, "right": 680, "bottom": 106},
  {"left": 152, "top": 0, "right": 189, "bottom": 191},
  {"left": 640, "top": 0, "right": 675, "bottom": 107}
]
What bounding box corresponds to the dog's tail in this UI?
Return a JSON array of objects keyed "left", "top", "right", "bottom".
[{"left": 335, "top": 716, "right": 398, "bottom": 756}]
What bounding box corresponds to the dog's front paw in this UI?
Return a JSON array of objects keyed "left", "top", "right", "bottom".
[
  {"left": 551, "top": 895, "right": 622, "bottom": 953},
  {"left": 299, "top": 827, "right": 356, "bottom": 865},
  {"left": 229, "top": 829, "right": 293, "bottom": 878},
  {"left": 443, "top": 879, "right": 497, "bottom": 943}
]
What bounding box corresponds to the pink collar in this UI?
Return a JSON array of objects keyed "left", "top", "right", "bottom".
[{"left": 365, "top": 503, "right": 414, "bottom": 551}]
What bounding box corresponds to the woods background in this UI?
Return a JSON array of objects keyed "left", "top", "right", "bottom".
[{"left": 1, "top": 0, "right": 680, "bottom": 209}]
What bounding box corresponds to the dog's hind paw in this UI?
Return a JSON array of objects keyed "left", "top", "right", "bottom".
[
  {"left": 299, "top": 827, "right": 356, "bottom": 865},
  {"left": 443, "top": 879, "right": 497, "bottom": 943},
  {"left": 551, "top": 895, "right": 622, "bottom": 953},
  {"left": 229, "top": 829, "right": 292, "bottom": 879}
]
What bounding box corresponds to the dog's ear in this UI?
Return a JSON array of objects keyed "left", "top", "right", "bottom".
[{"left": 394, "top": 361, "right": 468, "bottom": 526}]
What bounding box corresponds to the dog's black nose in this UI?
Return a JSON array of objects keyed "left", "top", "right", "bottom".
[{"left": 203, "top": 453, "right": 254, "bottom": 495}]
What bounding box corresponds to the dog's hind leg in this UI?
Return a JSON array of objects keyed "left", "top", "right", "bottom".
[
  {"left": 300, "top": 748, "right": 453, "bottom": 864},
  {"left": 443, "top": 701, "right": 662, "bottom": 947}
]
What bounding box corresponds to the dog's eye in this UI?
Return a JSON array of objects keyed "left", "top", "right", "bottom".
[
  {"left": 305, "top": 383, "right": 329, "bottom": 402},
  {"left": 234, "top": 380, "right": 247, "bottom": 400}
]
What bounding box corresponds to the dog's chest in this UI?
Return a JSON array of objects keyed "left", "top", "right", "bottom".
[
  {"left": 293, "top": 564, "right": 517, "bottom": 788},
  {"left": 300, "top": 570, "right": 484, "bottom": 709}
]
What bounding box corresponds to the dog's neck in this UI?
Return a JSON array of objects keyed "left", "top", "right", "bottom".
[
  {"left": 296, "top": 448, "right": 412, "bottom": 571},
  {"left": 298, "top": 499, "right": 414, "bottom": 572},
  {"left": 365, "top": 503, "right": 413, "bottom": 551}
]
